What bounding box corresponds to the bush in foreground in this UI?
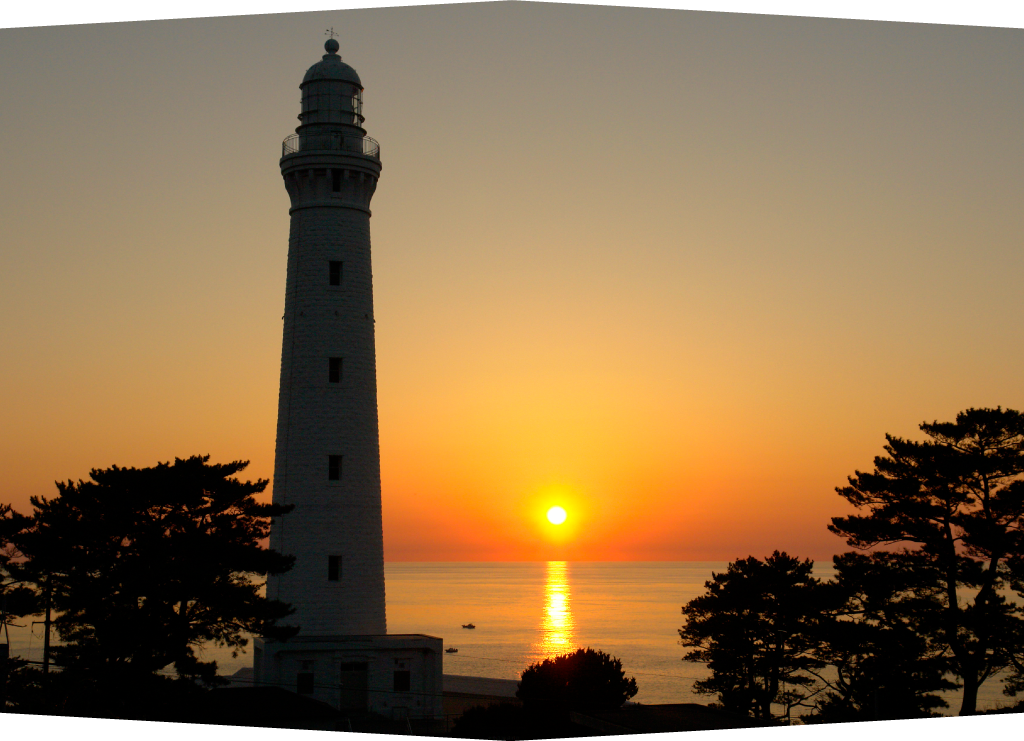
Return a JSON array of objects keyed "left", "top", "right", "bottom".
[{"left": 517, "top": 647, "right": 638, "bottom": 713}]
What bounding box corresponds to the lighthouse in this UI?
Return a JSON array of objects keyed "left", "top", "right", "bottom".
[
  {"left": 254, "top": 39, "right": 442, "bottom": 721},
  {"left": 269, "top": 35, "right": 386, "bottom": 639}
]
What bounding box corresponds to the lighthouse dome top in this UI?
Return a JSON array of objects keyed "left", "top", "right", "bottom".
[{"left": 302, "top": 40, "right": 362, "bottom": 87}]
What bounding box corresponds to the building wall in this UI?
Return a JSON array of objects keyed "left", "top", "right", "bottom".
[{"left": 255, "top": 635, "right": 444, "bottom": 719}]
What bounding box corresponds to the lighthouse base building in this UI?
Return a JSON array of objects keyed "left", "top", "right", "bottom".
[
  {"left": 252, "top": 41, "right": 442, "bottom": 721},
  {"left": 254, "top": 634, "right": 443, "bottom": 720}
]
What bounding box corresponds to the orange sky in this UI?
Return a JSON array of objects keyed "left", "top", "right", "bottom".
[{"left": 2, "top": 4, "right": 1023, "bottom": 561}]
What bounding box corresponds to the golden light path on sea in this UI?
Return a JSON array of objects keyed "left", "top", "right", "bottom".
[{"left": 538, "top": 560, "right": 576, "bottom": 656}]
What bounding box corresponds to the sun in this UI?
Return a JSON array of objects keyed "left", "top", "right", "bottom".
[{"left": 546, "top": 506, "right": 567, "bottom": 525}]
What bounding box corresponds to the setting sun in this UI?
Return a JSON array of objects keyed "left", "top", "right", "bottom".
[{"left": 546, "top": 506, "right": 567, "bottom": 525}]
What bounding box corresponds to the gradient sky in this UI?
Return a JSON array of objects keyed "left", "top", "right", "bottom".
[{"left": 2, "top": 3, "right": 1023, "bottom": 561}]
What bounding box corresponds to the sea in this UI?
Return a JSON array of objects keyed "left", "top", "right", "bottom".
[{"left": 6, "top": 561, "right": 1013, "bottom": 714}]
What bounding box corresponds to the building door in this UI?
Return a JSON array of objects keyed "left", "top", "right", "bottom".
[{"left": 339, "top": 661, "right": 369, "bottom": 712}]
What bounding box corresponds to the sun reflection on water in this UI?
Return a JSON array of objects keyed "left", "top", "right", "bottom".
[{"left": 538, "top": 561, "right": 576, "bottom": 656}]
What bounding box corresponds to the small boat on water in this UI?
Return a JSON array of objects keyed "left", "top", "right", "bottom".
[
  {"left": 445, "top": 647, "right": 458, "bottom": 653},
  {"left": 461, "top": 623, "right": 476, "bottom": 629}
]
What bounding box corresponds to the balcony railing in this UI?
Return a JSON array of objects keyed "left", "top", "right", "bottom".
[{"left": 282, "top": 133, "right": 380, "bottom": 160}]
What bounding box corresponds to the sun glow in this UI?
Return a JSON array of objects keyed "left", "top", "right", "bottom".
[{"left": 546, "top": 506, "right": 567, "bottom": 525}]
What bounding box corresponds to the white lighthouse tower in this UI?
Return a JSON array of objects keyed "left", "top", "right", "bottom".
[
  {"left": 254, "top": 39, "right": 442, "bottom": 721},
  {"left": 269, "top": 36, "right": 386, "bottom": 639}
]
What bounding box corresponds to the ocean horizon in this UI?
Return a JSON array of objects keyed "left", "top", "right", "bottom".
[{"left": 7, "top": 561, "right": 1012, "bottom": 714}]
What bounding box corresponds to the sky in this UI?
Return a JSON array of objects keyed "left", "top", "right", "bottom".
[{"left": 1, "top": 2, "right": 1023, "bottom": 562}]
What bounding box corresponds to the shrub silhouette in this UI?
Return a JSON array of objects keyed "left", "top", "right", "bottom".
[{"left": 516, "top": 647, "right": 638, "bottom": 713}]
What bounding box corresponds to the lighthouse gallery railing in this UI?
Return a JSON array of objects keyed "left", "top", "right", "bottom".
[{"left": 282, "top": 133, "right": 380, "bottom": 159}]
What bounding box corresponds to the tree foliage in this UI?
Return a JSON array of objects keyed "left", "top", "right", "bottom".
[
  {"left": 806, "top": 552, "right": 956, "bottom": 722},
  {"left": 830, "top": 407, "right": 1024, "bottom": 715},
  {"left": 1, "top": 504, "right": 37, "bottom": 630},
  {"left": 11, "top": 455, "right": 298, "bottom": 687},
  {"left": 679, "top": 551, "right": 825, "bottom": 722},
  {"left": 516, "top": 647, "right": 638, "bottom": 712}
]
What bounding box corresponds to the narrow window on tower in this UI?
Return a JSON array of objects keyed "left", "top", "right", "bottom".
[
  {"left": 329, "top": 260, "right": 343, "bottom": 286},
  {"left": 328, "top": 455, "right": 342, "bottom": 481},
  {"left": 329, "top": 357, "right": 342, "bottom": 384},
  {"left": 328, "top": 555, "right": 342, "bottom": 581},
  {"left": 332, "top": 169, "right": 342, "bottom": 193}
]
